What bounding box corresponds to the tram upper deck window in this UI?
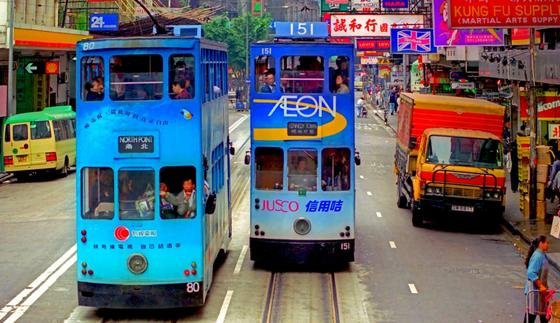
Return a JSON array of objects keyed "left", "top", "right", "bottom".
[
  {"left": 118, "top": 169, "right": 155, "bottom": 220},
  {"left": 159, "top": 166, "right": 198, "bottom": 219},
  {"left": 255, "top": 56, "right": 275, "bottom": 93},
  {"left": 81, "top": 56, "right": 104, "bottom": 101},
  {"left": 109, "top": 55, "right": 163, "bottom": 101},
  {"left": 169, "top": 55, "right": 195, "bottom": 99},
  {"left": 82, "top": 167, "right": 114, "bottom": 219},
  {"left": 329, "top": 56, "right": 350, "bottom": 94},
  {"left": 288, "top": 149, "right": 317, "bottom": 192},
  {"left": 255, "top": 147, "right": 283, "bottom": 190},
  {"left": 280, "top": 56, "right": 324, "bottom": 94},
  {"left": 321, "top": 148, "right": 350, "bottom": 191}
]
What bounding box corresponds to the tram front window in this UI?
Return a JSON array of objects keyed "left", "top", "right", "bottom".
[
  {"left": 280, "top": 56, "right": 324, "bottom": 94},
  {"left": 118, "top": 169, "right": 155, "bottom": 220},
  {"left": 169, "top": 55, "right": 195, "bottom": 99},
  {"left": 110, "top": 55, "right": 163, "bottom": 101},
  {"left": 81, "top": 56, "right": 104, "bottom": 101},
  {"left": 288, "top": 149, "right": 317, "bottom": 191},
  {"left": 82, "top": 167, "right": 114, "bottom": 219},
  {"left": 255, "top": 147, "right": 283, "bottom": 190},
  {"left": 321, "top": 148, "right": 350, "bottom": 191}
]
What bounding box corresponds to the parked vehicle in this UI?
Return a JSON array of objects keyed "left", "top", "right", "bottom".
[{"left": 394, "top": 93, "right": 506, "bottom": 226}]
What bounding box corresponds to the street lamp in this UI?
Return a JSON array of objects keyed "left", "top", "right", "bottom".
[{"left": 7, "top": 0, "right": 15, "bottom": 116}]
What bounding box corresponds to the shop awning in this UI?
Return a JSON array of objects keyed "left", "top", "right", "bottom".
[{"left": 14, "top": 26, "right": 91, "bottom": 50}]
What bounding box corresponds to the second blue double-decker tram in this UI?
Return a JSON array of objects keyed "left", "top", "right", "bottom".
[
  {"left": 75, "top": 27, "right": 232, "bottom": 308},
  {"left": 247, "top": 22, "right": 358, "bottom": 264}
]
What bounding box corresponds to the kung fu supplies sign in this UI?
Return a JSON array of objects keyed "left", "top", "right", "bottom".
[
  {"left": 329, "top": 14, "right": 424, "bottom": 37},
  {"left": 448, "top": 0, "right": 560, "bottom": 28}
]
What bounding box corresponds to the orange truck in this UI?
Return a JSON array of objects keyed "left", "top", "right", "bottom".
[{"left": 395, "top": 93, "right": 506, "bottom": 227}]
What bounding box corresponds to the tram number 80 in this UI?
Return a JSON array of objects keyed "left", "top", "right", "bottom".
[
  {"left": 340, "top": 242, "right": 351, "bottom": 251},
  {"left": 186, "top": 282, "right": 200, "bottom": 293}
]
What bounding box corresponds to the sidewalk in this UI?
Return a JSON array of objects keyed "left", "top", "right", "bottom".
[{"left": 365, "top": 100, "right": 560, "bottom": 271}]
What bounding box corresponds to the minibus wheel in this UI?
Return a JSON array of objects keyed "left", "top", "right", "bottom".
[{"left": 60, "top": 157, "right": 69, "bottom": 177}]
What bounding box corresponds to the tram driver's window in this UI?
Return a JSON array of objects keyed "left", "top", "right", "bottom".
[
  {"left": 159, "top": 166, "right": 198, "bottom": 219},
  {"left": 169, "top": 55, "right": 195, "bottom": 99},
  {"left": 288, "top": 149, "right": 317, "bottom": 191},
  {"left": 255, "top": 147, "right": 283, "bottom": 190},
  {"left": 321, "top": 148, "right": 350, "bottom": 191},
  {"left": 329, "top": 56, "right": 350, "bottom": 93},
  {"left": 110, "top": 55, "right": 163, "bottom": 101},
  {"left": 281, "top": 56, "right": 324, "bottom": 94},
  {"left": 118, "top": 169, "right": 155, "bottom": 220},
  {"left": 82, "top": 167, "right": 114, "bottom": 219},
  {"left": 255, "top": 56, "right": 275, "bottom": 93},
  {"left": 81, "top": 56, "right": 104, "bottom": 101}
]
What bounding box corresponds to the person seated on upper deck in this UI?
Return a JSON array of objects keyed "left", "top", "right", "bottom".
[
  {"left": 289, "top": 157, "right": 317, "bottom": 191},
  {"left": 172, "top": 80, "right": 192, "bottom": 99},
  {"left": 335, "top": 73, "right": 350, "bottom": 94},
  {"left": 259, "top": 69, "right": 276, "bottom": 93},
  {"left": 86, "top": 78, "right": 103, "bottom": 101}
]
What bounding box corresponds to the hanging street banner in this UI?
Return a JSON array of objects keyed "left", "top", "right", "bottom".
[
  {"left": 448, "top": 0, "right": 560, "bottom": 29},
  {"left": 433, "top": 0, "right": 504, "bottom": 46},
  {"left": 356, "top": 38, "right": 391, "bottom": 51},
  {"left": 390, "top": 28, "right": 437, "bottom": 54},
  {"left": 329, "top": 14, "right": 424, "bottom": 37},
  {"left": 382, "top": 0, "right": 409, "bottom": 9}
]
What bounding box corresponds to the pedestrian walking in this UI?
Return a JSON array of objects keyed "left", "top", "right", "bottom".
[{"left": 524, "top": 235, "right": 551, "bottom": 323}]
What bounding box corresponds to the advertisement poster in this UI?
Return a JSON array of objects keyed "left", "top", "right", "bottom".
[
  {"left": 390, "top": 28, "right": 436, "bottom": 54},
  {"left": 432, "top": 0, "right": 504, "bottom": 46}
]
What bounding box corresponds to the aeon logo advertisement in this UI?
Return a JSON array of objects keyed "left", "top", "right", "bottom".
[
  {"left": 268, "top": 95, "right": 337, "bottom": 118},
  {"left": 262, "top": 199, "right": 300, "bottom": 213},
  {"left": 114, "top": 225, "right": 130, "bottom": 242}
]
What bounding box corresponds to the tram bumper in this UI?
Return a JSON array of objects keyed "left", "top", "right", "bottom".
[
  {"left": 78, "top": 281, "right": 204, "bottom": 308},
  {"left": 250, "top": 238, "right": 354, "bottom": 265}
]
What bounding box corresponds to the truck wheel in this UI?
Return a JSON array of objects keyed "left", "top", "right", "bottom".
[
  {"left": 397, "top": 182, "right": 408, "bottom": 208},
  {"left": 411, "top": 202, "right": 423, "bottom": 227}
]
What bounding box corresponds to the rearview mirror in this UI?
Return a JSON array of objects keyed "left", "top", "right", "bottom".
[
  {"left": 354, "top": 151, "right": 361, "bottom": 166},
  {"left": 244, "top": 151, "right": 251, "bottom": 165},
  {"left": 205, "top": 192, "right": 216, "bottom": 214}
]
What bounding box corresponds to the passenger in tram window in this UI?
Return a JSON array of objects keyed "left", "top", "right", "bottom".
[
  {"left": 289, "top": 157, "right": 317, "bottom": 191},
  {"left": 280, "top": 73, "right": 293, "bottom": 93},
  {"left": 335, "top": 56, "right": 349, "bottom": 84},
  {"left": 172, "top": 80, "right": 192, "bottom": 99},
  {"left": 96, "top": 77, "right": 105, "bottom": 97},
  {"left": 335, "top": 74, "right": 350, "bottom": 94},
  {"left": 176, "top": 178, "right": 197, "bottom": 218},
  {"left": 86, "top": 78, "right": 103, "bottom": 101},
  {"left": 259, "top": 69, "right": 276, "bottom": 93}
]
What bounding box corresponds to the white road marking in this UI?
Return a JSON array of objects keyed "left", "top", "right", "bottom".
[
  {"left": 376, "top": 212, "right": 382, "bottom": 218},
  {"left": 216, "top": 290, "right": 234, "bottom": 323},
  {"left": 389, "top": 241, "right": 397, "bottom": 249},
  {"left": 359, "top": 175, "right": 364, "bottom": 179},
  {"left": 3, "top": 252, "right": 77, "bottom": 323},
  {"left": 408, "top": 284, "right": 418, "bottom": 294},
  {"left": 0, "top": 245, "right": 77, "bottom": 321},
  {"left": 229, "top": 115, "right": 248, "bottom": 132},
  {"left": 233, "top": 245, "right": 248, "bottom": 275},
  {"left": 366, "top": 191, "right": 372, "bottom": 196}
]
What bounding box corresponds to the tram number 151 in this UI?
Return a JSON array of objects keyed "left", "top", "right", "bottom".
[
  {"left": 340, "top": 242, "right": 351, "bottom": 251},
  {"left": 186, "top": 282, "right": 200, "bottom": 293},
  {"left": 290, "top": 23, "right": 314, "bottom": 36}
]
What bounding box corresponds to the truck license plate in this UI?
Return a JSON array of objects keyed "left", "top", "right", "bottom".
[
  {"left": 451, "top": 205, "right": 474, "bottom": 213},
  {"left": 17, "top": 155, "right": 27, "bottom": 162}
]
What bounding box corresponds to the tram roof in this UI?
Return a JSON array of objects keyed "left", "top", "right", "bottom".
[{"left": 77, "top": 36, "right": 227, "bottom": 53}]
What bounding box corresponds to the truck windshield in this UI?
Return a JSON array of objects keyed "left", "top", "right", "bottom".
[{"left": 426, "top": 135, "right": 502, "bottom": 169}]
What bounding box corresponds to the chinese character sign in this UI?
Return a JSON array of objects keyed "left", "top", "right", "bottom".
[
  {"left": 390, "top": 29, "right": 436, "bottom": 54},
  {"left": 448, "top": 0, "right": 560, "bottom": 29},
  {"left": 432, "top": 0, "right": 504, "bottom": 46},
  {"left": 330, "top": 14, "right": 424, "bottom": 37},
  {"left": 356, "top": 38, "right": 391, "bottom": 51}
]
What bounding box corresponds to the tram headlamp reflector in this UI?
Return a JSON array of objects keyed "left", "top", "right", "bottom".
[
  {"left": 294, "top": 218, "right": 311, "bottom": 235},
  {"left": 127, "top": 253, "right": 148, "bottom": 274}
]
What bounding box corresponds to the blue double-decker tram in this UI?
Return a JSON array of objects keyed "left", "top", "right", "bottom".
[
  {"left": 247, "top": 22, "right": 359, "bottom": 264},
  {"left": 75, "top": 26, "right": 232, "bottom": 308}
]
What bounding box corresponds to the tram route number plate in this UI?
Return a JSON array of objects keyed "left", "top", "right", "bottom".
[
  {"left": 118, "top": 135, "right": 154, "bottom": 153},
  {"left": 287, "top": 122, "right": 318, "bottom": 136},
  {"left": 451, "top": 205, "right": 474, "bottom": 213}
]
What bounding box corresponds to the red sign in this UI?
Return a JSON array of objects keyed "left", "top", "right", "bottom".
[
  {"left": 356, "top": 38, "right": 390, "bottom": 51},
  {"left": 512, "top": 28, "right": 542, "bottom": 46},
  {"left": 45, "top": 61, "right": 59, "bottom": 75},
  {"left": 520, "top": 93, "right": 560, "bottom": 119},
  {"left": 448, "top": 0, "right": 560, "bottom": 28},
  {"left": 329, "top": 37, "right": 353, "bottom": 43}
]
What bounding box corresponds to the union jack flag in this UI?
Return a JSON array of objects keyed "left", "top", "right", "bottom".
[{"left": 396, "top": 29, "right": 433, "bottom": 53}]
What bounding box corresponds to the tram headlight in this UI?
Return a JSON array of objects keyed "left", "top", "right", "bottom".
[
  {"left": 127, "top": 253, "right": 148, "bottom": 274},
  {"left": 293, "top": 218, "right": 311, "bottom": 235}
]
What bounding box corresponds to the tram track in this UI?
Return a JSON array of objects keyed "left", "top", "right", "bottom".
[{"left": 262, "top": 271, "right": 341, "bottom": 323}]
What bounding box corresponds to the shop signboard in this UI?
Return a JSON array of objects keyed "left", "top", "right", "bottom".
[
  {"left": 330, "top": 14, "right": 424, "bottom": 37},
  {"left": 549, "top": 124, "right": 560, "bottom": 140},
  {"left": 352, "top": 0, "right": 380, "bottom": 12},
  {"left": 382, "top": 0, "right": 408, "bottom": 9},
  {"left": 448, "top": 0, "right": 560, "bottom": 29},
  {"left": 321, "top": 0, "right": 350, "bottom": 11},
  {"left": 356, "top": 38, "right": 390, "bottom": 51},
  {"left": 432, "top": 0, "right": 504, "bottom": 46},
  {"left": 520, "top": 92, "right": 560, "bottom": 120}
]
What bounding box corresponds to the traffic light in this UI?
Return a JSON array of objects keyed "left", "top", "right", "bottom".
[{"left": 252, "top": 0, "right": 262, "bottom": 16}]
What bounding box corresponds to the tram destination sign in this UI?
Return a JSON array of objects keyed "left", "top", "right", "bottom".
[
  {"left": 287, "top": 122, "right": 318, "bottom": 136},
  {"left": 118, "top": 135, "right": 154, "bottom": 153},
  {"left": 448, "top": 0, "right": 560, "bottom": 28}
]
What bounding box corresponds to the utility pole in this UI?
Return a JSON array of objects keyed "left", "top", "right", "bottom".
[
  {"left": 7, "top": 0, "right": 15, "bottom": 116},
  {"left": 528, "top": 27, "right": 538, "bottom": 219}
]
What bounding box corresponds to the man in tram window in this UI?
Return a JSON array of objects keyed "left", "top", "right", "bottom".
[
  {"left": 171, "top": 80, "right": 192, "bottom": 99},
  {"left": 259, "top": 69, "right": 276, "bottom": 93},
  {"left": 175, "top": 177, "right": 197, "bottom": 218},
  {"left": 289, "top": 157, "right": 317, "bottom": 191}
]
